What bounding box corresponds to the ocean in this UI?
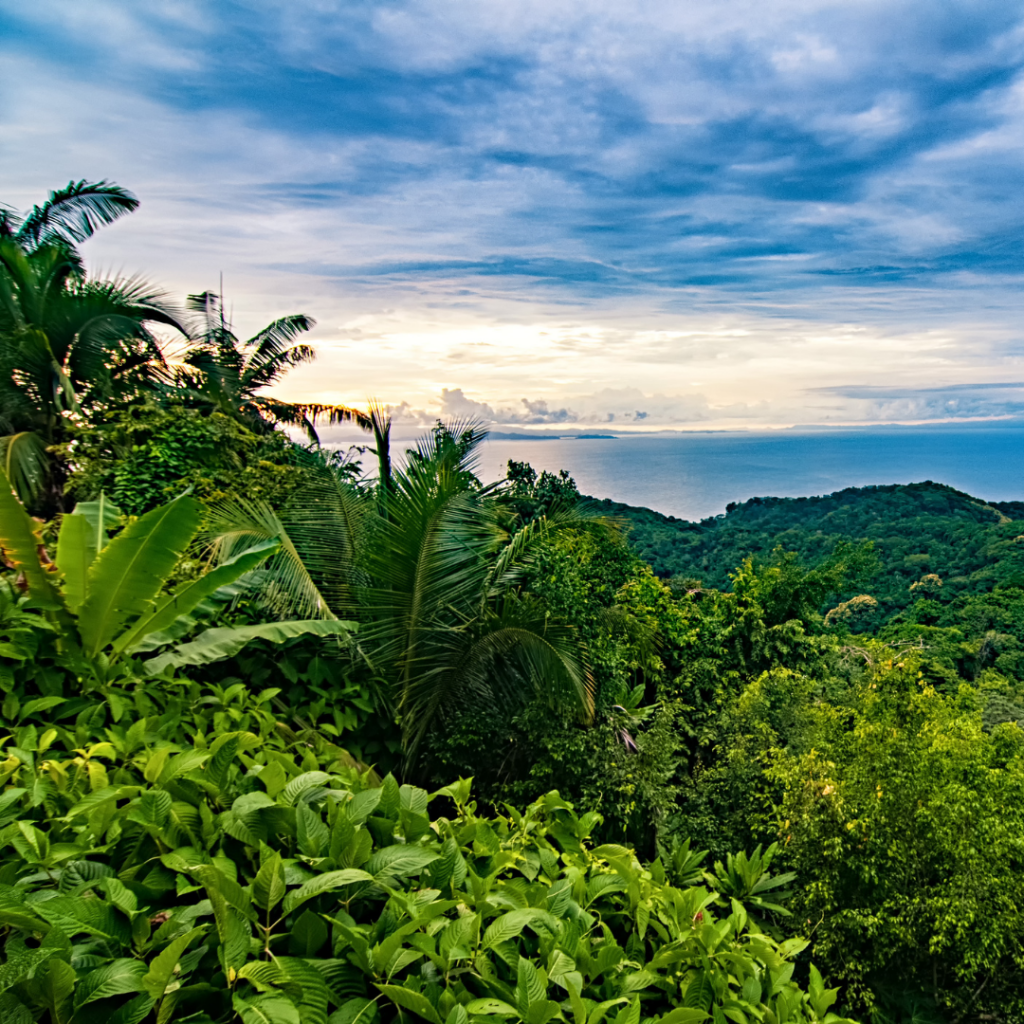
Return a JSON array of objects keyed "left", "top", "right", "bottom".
[{"left": 468, "top": 426, "right": 1024, "bottom": 521}]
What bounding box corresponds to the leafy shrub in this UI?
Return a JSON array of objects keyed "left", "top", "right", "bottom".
[
  {"left": 765, "top": 656, "right": 1024, "bottom": 1019},
  {"left": 0, "top": 690, "right": 852, "bottom": 1024},
  {"left": 60, "top": 404, "right": 321, "bottom": 516}
]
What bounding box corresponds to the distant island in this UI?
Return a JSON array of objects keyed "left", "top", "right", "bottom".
[{"left": 487, "top": 431, "right": 618, "bottom": 440}]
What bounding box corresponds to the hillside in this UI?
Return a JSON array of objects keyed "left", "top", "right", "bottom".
[{"left": 593, "top": 481, "right": 1024, "bottom": 647}]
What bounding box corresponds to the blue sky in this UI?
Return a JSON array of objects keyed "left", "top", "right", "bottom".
[{"left": 3, "top": 0, "right": 1024, "bottom": 430}]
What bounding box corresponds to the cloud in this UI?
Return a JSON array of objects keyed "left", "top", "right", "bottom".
[{"left": 4, "top": 1, "right": 1024, "bottom": 428}]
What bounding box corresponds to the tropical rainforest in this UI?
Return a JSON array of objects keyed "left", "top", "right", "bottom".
[{"left": 1, "top": 182, "right": 1022, "bottom": 1024}]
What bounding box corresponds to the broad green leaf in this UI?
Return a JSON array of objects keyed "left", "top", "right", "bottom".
[
  {"left": 74, "top": 493, "right": 122, "bottom": 552},
  {"left": 288, "top": 908, "right": 328, "bottom": 956},
  {"left": 276, "top": 957, "right": 330, "bottom": 1024},
  {"left": 375, "top": 984, "right": 443, "bottom": 1024},
  {"left": 657, "top": 1011, "right": 711, "bottom": 1024},
  {"left": 282, "top": 771, "right": 332, "bottom": 806},
  {"left": 233, "top": 992, "right": 302, "bottom": 1024},
  {"left": 684, "top": 973, "right": 715, "bottom": 1011},
  {"left": 55, "top": 513, "right": 93, "bottom": 613},
  {"left": 107, "top": 993, "right": 155, "bottom": 1024},
  {"left": 252, "top": 850, "right": 287, "bottom": 912},
  {"left": 0, "top": 466, "right": 64, "bottom": 611},
  {"left": 73, "top": 958, "right": 146, "bottom": 1009},
  {"left": 144, "top": 619, "right": 357, "bottom": 674},
  {"left": 111, "top": 538, "right": 280, "bottom": 655},
  {"left": 0, "top": 890, "right": 51, "bottom": 934},
  {"left": 329, "top": 998, "right": 379, "bottom": 1024},
  {"left": 142, "top": 925, "right": 207, "bottom": 1000},
  {"left": 516, "top": 956, "right": 547, "bottom": 1014},
  {"left": 77, "top": 494, "right": 204, "bottom": 656},
  {"left": 0, "top": 944, "right": 60, "bottom": 995},
  {"left": 366, "top": 844, "right": 441, "bottom": 879},
  {"left": 17, "top": 697, "right": 66, "bottom": 721},
  {"left": 483, "top": 909, "right": 546, "bottom": 949},
  {"left": 32, "top": 959, "right": 77, "bottom": 1024},
  {"left": 283, "top": 868, "right": 375, "bottom": 914},
  {"left": 465, "top": 1000, "right": 519, "bottom": 1016},
  {"left": 297, "top": 803, "right": 330, "bottom": 857}
]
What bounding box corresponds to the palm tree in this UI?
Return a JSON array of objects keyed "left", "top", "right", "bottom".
[
  {"left": 203, "top": 416, "right": 599, "bottom": 770},
  {"left": 0, "top": 241, "right": 184, "bottom": 513},
  {"left": 0, "top": 180, "right": 139, "bottom": 267},
  {"left": 0, "top": 180, "right": 184, "bottom": 513},
  {"left": 174, "top": 291, "right": 370, "bottom": 443}
]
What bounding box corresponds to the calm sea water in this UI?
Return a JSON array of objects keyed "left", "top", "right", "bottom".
[{"left": 469, "top": 427, "right": 1024, "bottom": 521}]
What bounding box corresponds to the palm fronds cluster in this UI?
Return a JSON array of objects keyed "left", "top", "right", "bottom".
[{"left": 0, "top": 181, "right": 361, "bottom": 513}]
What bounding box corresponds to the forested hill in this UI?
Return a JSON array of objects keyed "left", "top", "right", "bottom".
[{"left": 592, "top": 480, "right": 1024, "bottom": 624}]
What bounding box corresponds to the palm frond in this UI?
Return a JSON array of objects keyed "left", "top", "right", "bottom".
[
  {"left": 16, "top": 180, "right": 139, "bottom": 249},
  {"left": 241, "top": 347, "right": 317, "bottom": 397},
  {"left": 243, "top": 314, "right": 316, "bottom": 367},
  {"left": 488, "top": 500, "right": 622, "bottom": 595},
  {"left": 401, "top": 602, "right": 592, "bottom": 760},
  {"left": 202, "top": 497, "right": 338, "bottom": 620},
  {"left": 366, "top": 402, "right": 392, "bottom": 492},
  {"left": 0, "top": 431, "right": 49, "bottom": 507}
]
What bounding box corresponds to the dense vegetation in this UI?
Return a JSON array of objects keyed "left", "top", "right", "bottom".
[{"left": 3, "top": 181, "right": 1024, "bottom": 1024}]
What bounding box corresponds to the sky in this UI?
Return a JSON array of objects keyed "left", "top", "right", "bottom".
[{"left": 3, "top": 0, "right": 1024, "bottom": 433}]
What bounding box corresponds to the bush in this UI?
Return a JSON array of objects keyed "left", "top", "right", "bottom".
[
  {"left": 59, "top": 403, "right": 320, "bottom": 515},
  {"left": 0, "top": 684, "right": 853, "bottom": 1024}
]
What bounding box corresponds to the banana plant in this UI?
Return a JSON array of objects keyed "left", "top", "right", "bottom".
[{"left": 0, "top": 466, "right": 355, "bottom": 685}]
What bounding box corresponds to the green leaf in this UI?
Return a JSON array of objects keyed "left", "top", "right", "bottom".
[
  {"left": 107, "top": 993, "right": 155, "bottom": 1024},
  {"left": 0, "top": 945, "right": 60, "bottom": 995},
  {"left": 282, "top": 771, "right": 332, "bottom": 806},
  {"left": 288, "top": 908, "right": 328, "bottom": 956},
  {"left": 277, "top": 957, "right": 330, "bottom": 1024},
  {"left": 111, "top": 538, "right": 280, "bottom": 656},
  {"left": 73, "top": 958, "right": 147, "bottom": 1009},
  {"left": 365, "top": 844, "right": 441, "bottom": 879},
  {"left": 282, "top": 868, "right": 375, "bottom": 914},
  {"left": 375, "top": 984, "right": 443, "bottom": 1024},
  {"left": 55, "top": 513, "right": 94, "bottom": 613},
  {"left": 142, "top": 925, "right": 207, "bottom": 1000},
  {"left": 657, "top": 1011, "right": 711, "bottom": 1024},
  {"left": 0, "top": 466, "right": 65, "bottom": 611},
  {"left": 684, "top": 973, "right": 714, "bottom": 1011},
  {"left": 252, "top": 850, "right": 287, "bottom": 912},
  {"left": 297, "top": 803, "right": 330, "bottom": 858},
  {"left": 465, "top": 1000, "right": 519, "bottom": 1016},
  {"left": 329, "top": 998, "right": 378, "bottom": 1024},
  {"left": 144, "top": 619, "right": 357, "bottom": 674},
  {"left": 233, "top": 992, "right": 302, "bottom": 1024},
  {"left": 17, "top": 696, "right": 66, "bottom": 721},
  {"left": 483, "top": 909, "right": 545, "bottom": 949},
  {"left": 77, "top": 494, "right": 204, "bottom": 657},
  {"left": 34, "top": 896, "right": 132, "bottom": 945},
  {"left": 32, "top": 959, "right": 77, "bottom": 1024},
  {"left": 516, "top": 957, "right": 547, "bottom": 1014},
  {"left": 74, "top": 493, "right": 122, "bottom": 551}
]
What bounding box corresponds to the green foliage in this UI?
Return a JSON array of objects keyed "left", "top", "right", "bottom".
[
  {"left": 0, "top": 181, "right": 184, "bottom": 514},
  {"left": 207, "top": 422, "right": 599, "bottom": 764},
  {"left": 599, "top": 481, "right": 1024, "bottom": 641},
  {"left": 0, "top": 686, "right": 851, "bottom": 1024},
  {"left": 765, "top": 656, "right": 1024, "bottom": 1020},
  {"left": 61, "top": 403, "right": 324, "bottom": 516},
  {"left": 0, "top": 470, "right": 355, "bottom": 693}
]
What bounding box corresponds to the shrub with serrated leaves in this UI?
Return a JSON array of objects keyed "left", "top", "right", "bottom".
[{"left": 0, "top": 697, "right": 855, "bottom": 1024}]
